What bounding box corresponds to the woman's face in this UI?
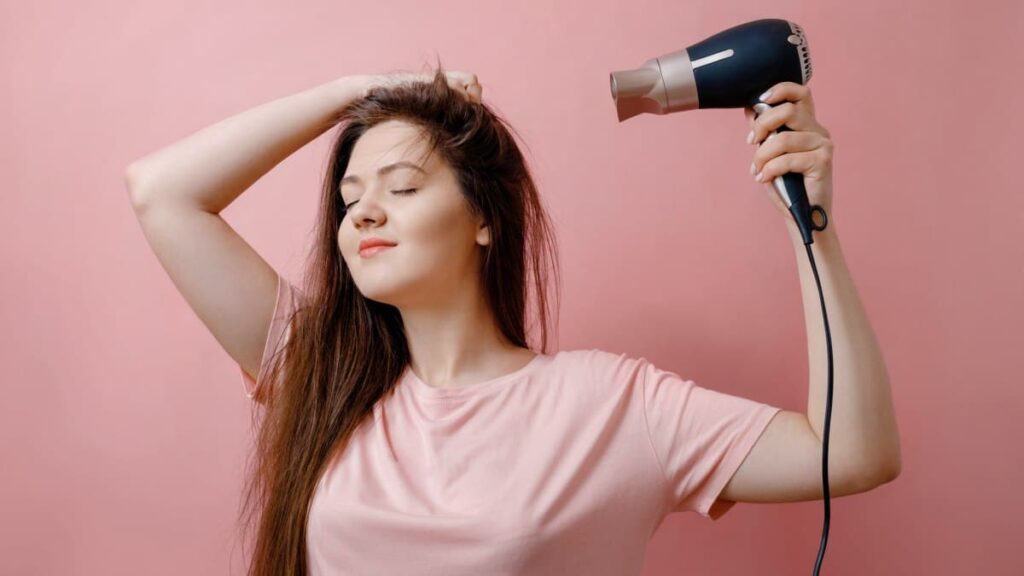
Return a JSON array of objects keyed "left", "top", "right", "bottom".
[{"left": 338, "top": 120, "right": 490, "bottom": 308}]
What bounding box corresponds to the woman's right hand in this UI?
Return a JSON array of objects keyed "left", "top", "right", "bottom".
[{"left": 349, "top": 71, "right": 483, "bottom": 103}]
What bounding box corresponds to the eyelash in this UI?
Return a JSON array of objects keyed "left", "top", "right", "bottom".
[{"left": 343, "top": 188, "right": 417, "bottom": 210}]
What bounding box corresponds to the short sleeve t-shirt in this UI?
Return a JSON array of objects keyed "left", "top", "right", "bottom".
[{"left": 238, "top": 273, "right": 782, "bottom": 576}]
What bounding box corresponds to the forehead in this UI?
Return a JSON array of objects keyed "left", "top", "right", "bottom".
[{"left": 341, "top": 121, "right": 434, "bottom": 187}]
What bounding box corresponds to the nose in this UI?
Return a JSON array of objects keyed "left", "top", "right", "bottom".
[{"left": 346, "top": 192, "right": 386, "bottom": 229}]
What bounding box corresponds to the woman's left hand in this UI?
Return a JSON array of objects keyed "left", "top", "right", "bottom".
[{"left": 744, "top": 82, "right": 834, "bottom": 223}]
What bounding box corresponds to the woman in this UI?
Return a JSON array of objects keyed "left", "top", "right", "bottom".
[{"left": 126, "top": 63, "right": 900, "bottom": 575}]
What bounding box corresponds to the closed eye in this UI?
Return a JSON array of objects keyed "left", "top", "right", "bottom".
[{"left": 343, "top": 188, "right": 417, "bottom": 210}]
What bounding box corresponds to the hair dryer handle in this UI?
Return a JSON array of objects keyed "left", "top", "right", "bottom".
[{"left": 755, "top": 108, "right": 828, "bottom": 245}]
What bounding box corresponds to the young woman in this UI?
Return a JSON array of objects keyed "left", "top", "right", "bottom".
[{"left": 126, "top": 64, "right": 899, "bottom": 575}]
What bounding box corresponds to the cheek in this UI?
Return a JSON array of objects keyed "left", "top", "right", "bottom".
[
  {"left": 337, "top": 226, "right": 355, "bottom": 263},
  {"left": 412, "top": 208, "right": 476, "bottom": 254},
  {"left": 431, "top": 224, "right": 485, "bottom": 278}
]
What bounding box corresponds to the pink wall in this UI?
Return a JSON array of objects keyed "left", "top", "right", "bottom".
[{"left": 3, "top": 0, "right": 1021, "bottom": 574}]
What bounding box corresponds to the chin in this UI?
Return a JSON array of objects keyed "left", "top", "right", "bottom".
[{"left": 352, "top": 280, "right": 406, "bottom": 307}]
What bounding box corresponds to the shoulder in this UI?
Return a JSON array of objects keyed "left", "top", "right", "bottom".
[{"left": 553, "top": 347, "right": 654, "bottom": 388}]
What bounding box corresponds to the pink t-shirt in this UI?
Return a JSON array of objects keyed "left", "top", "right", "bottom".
[{"left": 239, "top": 273, "right": 782, "bottom": 575}]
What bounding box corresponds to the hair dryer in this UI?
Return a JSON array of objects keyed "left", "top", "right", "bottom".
[
  {"left": 610, "top": 19, "right": 838, "bottom": 575},
  {"left": 609, "top": 18, "right": 828, "bottom": 246}
]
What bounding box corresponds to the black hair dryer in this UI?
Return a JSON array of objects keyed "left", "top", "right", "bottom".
[{"left": 609, "top": 18, "right": 828, "bottom": 245}]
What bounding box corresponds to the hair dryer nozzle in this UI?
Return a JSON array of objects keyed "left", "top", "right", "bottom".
[
  {"left": 609, "top": 64, "right": 660, "bottom": 122},
  {"left": 609, "top": 49, "right": 699, "bottom": 122}
]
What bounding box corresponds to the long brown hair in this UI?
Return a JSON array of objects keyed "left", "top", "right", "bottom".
[{"left": 236, "top": 60, "right": 561, "bottom": 575}]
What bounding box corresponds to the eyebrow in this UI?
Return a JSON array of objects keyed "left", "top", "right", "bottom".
[{"left": 339, "top": 161, "right": 427, "bottom": 188}]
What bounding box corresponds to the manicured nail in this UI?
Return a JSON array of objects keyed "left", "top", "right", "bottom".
[
  {"left": 755, "top": 170, "right": 765, "bottom": 182},
  {"left": 759, "top": 89, "right": 773, "bottom": 102},
  {"left": 750, "top": 162, "right": 756, "bottom": 175},
  {"left": 746, "top": 130, "right": 754, "bottom": 144}
]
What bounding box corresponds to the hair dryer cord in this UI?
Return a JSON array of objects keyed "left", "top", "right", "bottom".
[{"left": 804, "top": 242, "right": 834, "bottom": 576}]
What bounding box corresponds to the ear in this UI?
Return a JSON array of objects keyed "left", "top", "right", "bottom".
[{"left": 476, "top": 219, "right": 491, "bottom": 247}]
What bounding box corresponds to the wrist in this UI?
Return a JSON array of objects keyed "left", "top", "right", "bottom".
[
  {"left": 332, "top": 76, "right": 370, "bottom": 107},
  {"left": 787, "top": 217, "right": 841, "bottom": 253},
  {"left": 785, "top": 208, "right": 836, "bottom": 237}
]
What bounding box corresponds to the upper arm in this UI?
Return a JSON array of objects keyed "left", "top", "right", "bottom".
[
  {"left": 128, "top": 190, "right": 279, "bottom": 384},
  {"left": 719, "top": 409, "right": 891, "bottom": 504}
]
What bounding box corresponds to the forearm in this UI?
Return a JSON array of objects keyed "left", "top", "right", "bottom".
[
  {"left": 125, "top": 76, "right": 366, "bottom": 214},
  {"left": 786, "top": 218, "right": 902, "bottom": 482}
]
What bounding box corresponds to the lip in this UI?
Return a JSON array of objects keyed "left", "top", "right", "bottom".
[
  {"left": 359, "top": 245, "right": 394, "bottom": 258},
  {"left": 358, "top": 237, "right": 397, "bottom": 258},
  {"left": 358, "top": 237, "right": 398, "bottom": 251}
]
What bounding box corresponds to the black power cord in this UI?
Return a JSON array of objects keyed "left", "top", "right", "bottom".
[{"left": 802, "top": 229, "right": 834, "bottom": 576}]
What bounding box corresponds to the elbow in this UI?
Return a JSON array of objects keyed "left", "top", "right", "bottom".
[
  {"left": 882, "top": 456, "right": 902, "bottom": 483},
  {"left": 125, "top": 163, "right": 151, "bottom": 211},
  {"left": 849, "top": 446, "right": 901, "bottom": 493},
  {"left": 846, "top": 462, "right": 899, "bottom": 496},
  {"left": 868, "top": 453, "right": 902, "bottom": 488},
  {"left": 870, "top": 423, "right": 903, "bottom": 487},
  {"left": 881, "top": 434, "right": 903, "bottom": 483}
]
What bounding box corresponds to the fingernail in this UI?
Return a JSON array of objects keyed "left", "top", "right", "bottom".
[
  {"left": 750, "top": 162, "right": 756, "bottom": 175},
  {"left": 746, "top": 130, "right": 754, "bottom": 144},
  {"left": 755, "top": 170, "right": 765, "bottom": 182},
  {"left": 759, "top": 89, "right": 773, "bottom": 102}
]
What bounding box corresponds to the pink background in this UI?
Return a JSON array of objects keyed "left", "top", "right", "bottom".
[{"left": 3, "top": 0, "right": 1022, "bottom": 574}]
